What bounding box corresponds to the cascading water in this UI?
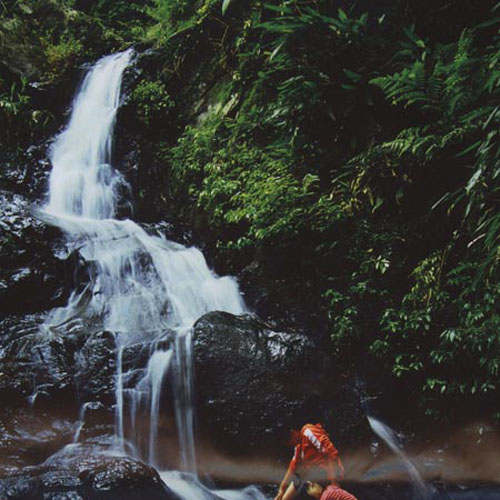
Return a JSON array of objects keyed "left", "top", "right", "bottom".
[
  {"left": 173, "top": 328, "right": 197, "bottom": 472},
  {"left": 40, "top": 49, "right": 247, "bottom": 475}
]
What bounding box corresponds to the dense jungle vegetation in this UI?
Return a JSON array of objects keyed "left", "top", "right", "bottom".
[{"left": 2, "top": 0, "right": 500, "bottom": 425}]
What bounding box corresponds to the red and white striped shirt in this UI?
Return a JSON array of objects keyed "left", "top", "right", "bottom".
[
  {"left": 288, "top": 423, "right": 344, "bottom": 484},
  {"left": 320, "top": 485, "right": 358, "bottom": 500}
]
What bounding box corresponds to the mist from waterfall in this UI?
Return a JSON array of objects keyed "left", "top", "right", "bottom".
[{"left": 40, "top": 49, "right": 247, "bottom": 472}]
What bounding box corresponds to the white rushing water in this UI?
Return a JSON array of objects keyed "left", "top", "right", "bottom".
[
  {"left": 160, "top": 471, "right": 268, "bottom": 500},
  {"left": 41, "top": 49, "right": 247, "bottom": 472},
  {"left": 368, "top": 416, "right": 433, "bottom": 499}
]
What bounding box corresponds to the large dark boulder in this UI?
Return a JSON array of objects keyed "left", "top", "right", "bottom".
[
  {"left": 193, "top": 311, "right": 369, "bottom": 459},
  {"left": 0, "top": 444, "right": 177, "bottom": 500}
]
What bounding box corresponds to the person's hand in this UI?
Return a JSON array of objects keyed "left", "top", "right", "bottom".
[{"left": 274, "top": 491, "right": 284, "bottom": 500}]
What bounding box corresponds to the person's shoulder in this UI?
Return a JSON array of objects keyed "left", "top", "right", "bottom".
[
  {"left": 321, "top": 485, "right": 340, "bottom": 500},
  {"left": 320, "top": 485, "right": 335, "bottom": 499},
  {"left": 321, "top": 485, "right": 358, "bottom": 500}
]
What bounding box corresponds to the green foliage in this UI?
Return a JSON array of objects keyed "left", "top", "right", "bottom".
[
  {"left": 324, "top": 288, "right": 360, "bottom": 356},
  {"left": 0, "top": 3, "right": 44, "bottom": 77},
  {"left": 43, "top": 36, "right": 84, "bottom": 80},
  {"left": 145, "top": 0, "right": 219, "bottom": 44},
  {"left": 0, "top": 75, "right": 41, "bottom": 145},
  {"left": 367, "top": 21, "right": 500, "bottom": 284},
  {"left": 372, "top": 255, "right": 500, "bottom": 418},
  {"left": 0, "top": 77, "right": 27, "bottom": 147},
  {"left": 253, "top": 3, "right": 374, "bottom": 162},
  {"left": 370, "top": 28, "right": 481, "bottom": 118},
  {"left": 208, "top": 151, "right": 320, "bottom": 243},
  {"left": 0, "top": 77, "right": 29, "bottom": 117},
  {"left": 0, "top": 0, "right": 145, "bottom": 149},
  {"left": 131, "top": 79, "right": 174, "bottom": 126},
  {"left": 169, "top": 113, "right": 344, "bottom": 251},
  {"left": 148, "top": 0, "right": 193, "bottom": 26}
]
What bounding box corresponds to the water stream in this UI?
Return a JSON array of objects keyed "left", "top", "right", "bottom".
[
  {"left": 39, "top": 49, "right": 247, "bottom": 479},
  {"left": 368, "top": 416, "right": 434, "bottom": 499}
]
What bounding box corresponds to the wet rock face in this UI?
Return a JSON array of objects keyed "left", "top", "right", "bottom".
[
  {"left": 74, "top": 331, "right": 117, "bottom": 405},
  {"left": 0, "top": 444, "right": 177, "bottom": 500},
  {"left": 193, "top": 311, "right": 368, "bottom": 457},
  {"left": 0, "top": 321, "right": 120, "bottom": 447},
  {"left": 0, "top": 317, "right": 172, "bottom": 474},
  {"left": 0, "top": 143, "right": 52, "bottom": 199},
  {"left": 0, "top": 321, "right": 114, "bottom": 407},
  {"left": 0, "top": 407, "right": 75, "bottom": 477},
  {"left": 0, "top": 322, "right": 75, "bottom": 405},
  {"left": 0, "top": 191, "right": 73, "bottom": 315}
]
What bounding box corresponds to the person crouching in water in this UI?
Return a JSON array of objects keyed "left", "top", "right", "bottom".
[
  {"left": 274, "top": 423, "right": 346, "bottom": 500},
  {"left": 306, "top": 481, "right": 358, "bottom": 500}
]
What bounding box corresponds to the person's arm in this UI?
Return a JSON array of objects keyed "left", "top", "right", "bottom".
[
  {"left": 274, "top": 447, "right": 299, "bottom": 500},
  {"left": 324, "top": 455, "right": 344, "bottom": 483},
  {"left": 336, "top": 456, "right": 345, "bottom": 480},
  {"left": 274, "top": 465, "right": 294, "bottom": 500}
]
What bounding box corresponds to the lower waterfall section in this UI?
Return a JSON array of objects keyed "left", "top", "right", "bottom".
[
  {"left": 172, "top": 329, "right": 197, "bottom": 473},
  {"left": 113, "top": 334, "right": 196, "bottom": 471}
]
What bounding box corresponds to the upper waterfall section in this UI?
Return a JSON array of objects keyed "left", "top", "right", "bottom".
[
  {"left": 40, "top": 49, "right": 247, "bottom": 337},
  {"left": 45, "top": 50, "right": 132, "bottom": 220}
]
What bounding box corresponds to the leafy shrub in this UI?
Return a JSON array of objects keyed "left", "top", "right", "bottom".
[
  {"left": 0, "top": 77, "right": 32, "bottom": 145},
  {"left": 131, "top": 79, "right": 174, "bottom": 126},
  {"left": 371, "top": 255, "right": 500, "bottom": 420},
  {"left": 43, "top": 37, "right": 84, "bottom": 80},
  {"left": 145, "top": 0, "right": 219, "bottom": 44}
]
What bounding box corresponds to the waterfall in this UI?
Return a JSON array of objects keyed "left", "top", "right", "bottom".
[
  {"left": 173, "top": 328, "right": 197, "bottom": 471},
  {"left": 40, "top": 49, "right": 247, "bottom": 472},
  {"left": 148, "top": 350, "right": 174, "bottom": 465},
  {"left": 46, "top": 51, "right": 131, "bottom": 220}
]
